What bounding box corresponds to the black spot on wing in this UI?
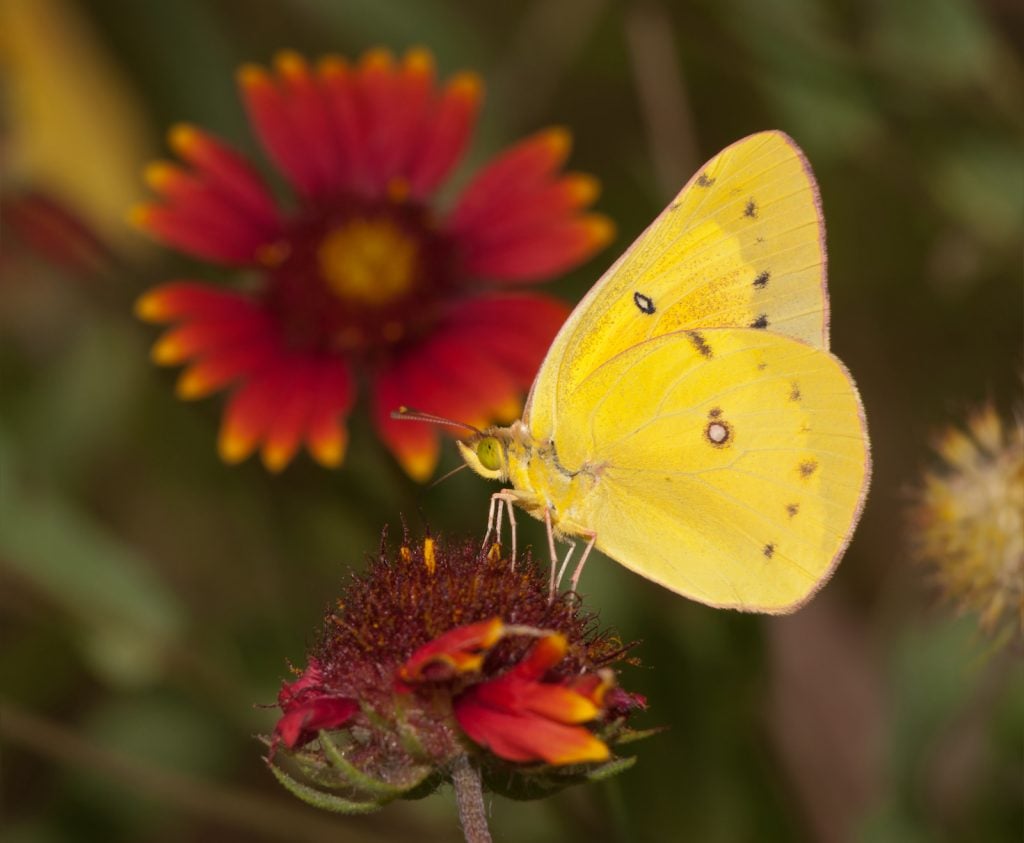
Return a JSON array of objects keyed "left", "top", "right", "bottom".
[
  {"left": 789, "top": 382, "right": 802, "bottom": 402},
  {"left": 798, "top": 459, "right": 818, "bottom": 479},
  {"left": 753, "top": 270, "right": 770, "bottom": 289},
  {"left": 751, "top": 314, "right": 769, "bottom": 329},
  {"left": 786, "top": 503, "right": 799, "bottom": 518},
  {"left": 633, "top": 292, "right": 655, "bottom": 314},
  {"left": 708, "top": 407, "right": 722, "bottom": 418},
  {"left": 696, "top": 172, "right": 715, "bottom": 187},
  {"left": 686, "top": 331, "right": 713, "bottom": 358},
  {"left": 744, "top": 199, "right": 758, "bottom": 218},
  {"left": 763, "top": 543, "right": 775, "bottom": 559}
]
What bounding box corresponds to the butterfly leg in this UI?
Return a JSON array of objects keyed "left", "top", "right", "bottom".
[
  {"left": 504, "top": 494, "right": 519, "bottom": 566},
  {"left": 555, "top": 540, "right": 576, "bottom": 591},
  {"left": 569, "top": 531, "right": 598, "bottom": 593},
  {"left": 483, "top": 491, "right": 508, "bottom": 548},
  {"left": 544, "top": 507, "right": 559, "bottom": 599},
  {"left": 483, "top": 489, "right": 520, "bottom": 564}
]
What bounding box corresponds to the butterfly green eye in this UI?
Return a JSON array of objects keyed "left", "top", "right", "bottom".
[{"left": 476, "top": 437, "right": 503, "bottom": 471}]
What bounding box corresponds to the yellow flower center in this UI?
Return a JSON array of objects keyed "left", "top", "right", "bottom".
[{"left": 318, "top": 218, "right": 418, "bottom": 307}]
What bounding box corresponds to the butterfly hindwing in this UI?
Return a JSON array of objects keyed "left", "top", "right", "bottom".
[{"left": 553, "top": 328, "right": 869, "bottom": 612}]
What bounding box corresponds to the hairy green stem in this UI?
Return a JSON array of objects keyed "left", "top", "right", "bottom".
[{"left": 451, "top": 755, "right": 492, "bottom": 843}]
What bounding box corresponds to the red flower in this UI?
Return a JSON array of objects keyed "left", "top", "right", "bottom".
[
  {"left": 449, "top": 632, "right": 612, "bottom": 765},
  {"left": 133, "top": 48, "right": 613, "bottom": 478},
  {"left": 265, "top": 533, "right": 646, "bottom": 811},
  {"left": 273, "top": 658, "right": 358, "bottom": 753}
]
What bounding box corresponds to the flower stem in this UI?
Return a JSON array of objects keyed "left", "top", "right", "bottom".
[{"left": 452, "top": 755, "right": 492, "bottom": 843}]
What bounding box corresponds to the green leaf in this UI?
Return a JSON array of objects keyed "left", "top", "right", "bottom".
[{"left": 0, "top": 431, "right": 185, "bottom": 686}]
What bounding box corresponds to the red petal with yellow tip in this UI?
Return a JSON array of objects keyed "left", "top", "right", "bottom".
[
  {"left": 462, "top": 214, "right": 614, "bottom": 282},
  {"left": 176, "top": 339, "right": 278, "bottom": 400},
  {"left": 144, "top": 161, "right": 278, "bottom": 250},
  {"left": 218, "top": 365, "right": 292, "bottom": 464},
  {"left": 238, "top": 63, "right": 320, "bottom": 199},
  {"left": 450, "top": 173, "right": 600, "bottom": 248},
  {"left": 355, "top": 49, "right": 402, "bottom": 191},
  {"left": 133, "top": 203, "right": 268, "bottom": 265},
  {"left": 151, "top": 315, "right": 268, "bottom": 367},
  {"left": 400, "top": 618, "right": 505, "bottom": 683},
  {"left": 451, "top": 634, "right": 613, "bottom": 765},
  {"left": 389, "top": 49, "right": 436, "bottom": 178},
  {"left": 273, "top": 52, "right": 343, "bottom": 198},
  {"left": 509, "top": 632, "right": 568, "bottom": 679},
  {"left": 304, "top": 359, "right": 355, "bottom": 468},
  {"left": 261, "top": 357, "right": 319, "bottom": 472},
  {"left": 168, "top": 125, "right": 280, "bottom": 228},
  {"left": 454, "top": 698, "right": 610, "bottom": 765},
  {"left": 371, "top": 363, "right": 443, "bottom": 483},
  {"left": 447, "top": 128, "right": 573, "bottom": 229},
  {"left": 407, "top": 71, "right": 483, "bottom": 198},
  {"left": 135, "top": 282, "right": 262, "bottom": 323},
  {"left": 356, "top": 48, "right": 437, "bottom": 190},
  {"left": 317, "top": 56, "right": 365, "bottom": 192}
]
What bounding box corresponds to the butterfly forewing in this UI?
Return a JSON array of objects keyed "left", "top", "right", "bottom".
[
  {"left": 555, "top": 328, "right": 869, "bottom": 612},
  {"left": 526, "top": 131, "right": 828, "bottom": 443}
]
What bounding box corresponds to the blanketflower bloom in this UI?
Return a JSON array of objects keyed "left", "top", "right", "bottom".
[
  {"left": 910, "top": 401, "right": 1024, "bottom": 643},
  {"left": 265, "top": 532, "right": 647, "bottom": 813},
  {"left": 133, "top": 48, "right": 613, "bottom": 479}
]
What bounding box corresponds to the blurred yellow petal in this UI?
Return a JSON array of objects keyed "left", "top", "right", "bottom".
[{"left": 0, "top": 0, "right": 153, "bottom": 250}]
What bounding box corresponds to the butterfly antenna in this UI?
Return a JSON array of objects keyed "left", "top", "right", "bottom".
[
  {"left": 390, "top": 406, "right": 484, "bottom": 436},
  {"left": 429, "top": 462, "right": 469, "bottom": 489}
]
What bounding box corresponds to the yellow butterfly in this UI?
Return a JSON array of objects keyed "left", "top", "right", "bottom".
[{"left": 451, "top": 131, "right": 870, "bottom": 613}]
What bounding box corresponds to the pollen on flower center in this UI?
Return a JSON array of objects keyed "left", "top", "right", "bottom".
[{"left": 318, "top": 218, "right": 419, "bottom": 307}]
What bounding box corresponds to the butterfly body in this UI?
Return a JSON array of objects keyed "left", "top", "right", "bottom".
[
  {"left": 462, "top": 421, "right": 595, "bottom": 535},
  {"left": 457, "top": 131, "right": 870, "bottom": 613}
]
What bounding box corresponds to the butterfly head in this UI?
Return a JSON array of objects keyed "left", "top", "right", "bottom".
[{"left": 457, "top": 432, "right": 510, "bottom": 481}]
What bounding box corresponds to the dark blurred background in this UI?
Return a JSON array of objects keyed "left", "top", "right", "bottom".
[{"left": 1, "top": 1, "right": 1021, "bottom": 841}]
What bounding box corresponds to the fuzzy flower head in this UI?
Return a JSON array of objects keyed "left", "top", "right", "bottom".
[
  {"left": 132, "top": 48, "right": 613, "bottom": 479},
  {"left": 265, "top": 532, "right": 648, "bottom": 813},
  {"left": 910, "top": 402, "right": 1024, "bottom": 642}
]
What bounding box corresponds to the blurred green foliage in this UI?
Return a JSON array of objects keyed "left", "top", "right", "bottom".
[{"left": 1, "top": 0, "right": 1021, "bottom": 841}]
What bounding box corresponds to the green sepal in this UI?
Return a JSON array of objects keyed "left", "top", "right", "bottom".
[
  {"left": 267, "top": 763, "right": 384, "bottom": 814},
  {"left": 584, "top": 755, "right": 636, "bottom": 781},
  {"left": 391, "top": 693, "right": 435, "bottom": 761},
  {"left": 480, "top": 752, "right": 639, "bottom": 801},
  {"left": 396, "top": 770, "right": 445, "bottom": 801},
  {"left": 605, "top": 725, "right": 664, "bottom": 745},
  {"left": 319, "top": 729, "right": 432, "bottom": 797}
]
